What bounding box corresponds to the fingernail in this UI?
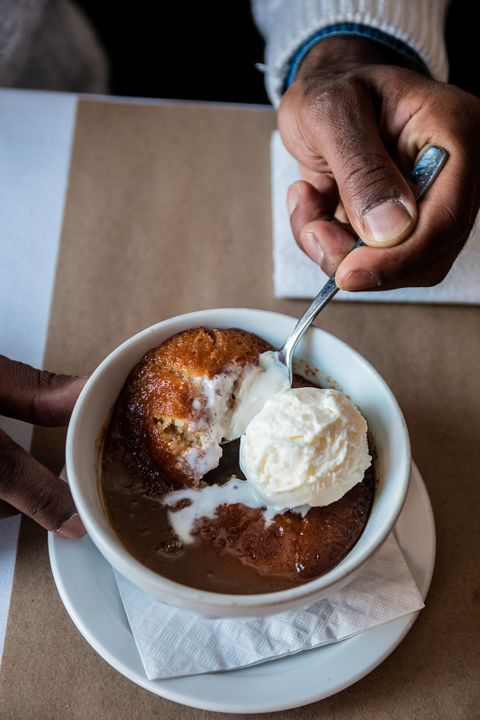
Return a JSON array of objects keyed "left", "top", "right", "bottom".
[
  {"left": 363, "top": 199, "right": 414, "bottom": 245},
  {"left": 287, "top": 184, "right": 300, "bottom": 216},
  {"left": 55, "top": 512, "right": 86, "bottom": 539},
  {"left": 300, "top": 231, "right": 325, "bottom": 265},
  {"left": 340, "top": 270, "right": 380, "bottom": 291}
]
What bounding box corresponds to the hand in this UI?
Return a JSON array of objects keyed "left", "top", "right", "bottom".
[
  {"left": 0, "top": 355, "right": 87, "bottom": 538},
  {"left": 279, "top": 36, "right": 480, "bottom": 291}
]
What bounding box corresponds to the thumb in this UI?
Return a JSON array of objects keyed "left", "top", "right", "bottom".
[{"left": 304, "top": 88, "right": 417, "bottom": 247}]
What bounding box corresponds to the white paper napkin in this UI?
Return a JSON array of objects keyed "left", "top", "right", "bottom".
[
  {"left": 113, "top": 533, "right": 423, "bottom": 680},
  {"left": 271, "top": 131, "right": 480, "bottom": 303}
]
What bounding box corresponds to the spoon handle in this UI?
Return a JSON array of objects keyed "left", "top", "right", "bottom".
[{"left": 278, "top": 145, "right": 449, "bottom": 372}]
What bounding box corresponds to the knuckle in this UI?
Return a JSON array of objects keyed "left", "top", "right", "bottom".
[
  {"left": 437, "top": 205, "right": 472, "bottom": 254},
  {"left": 0, "top": 441, "right": 25, "bottom": 491},
  {"left": 0, "top": 434, "right": 62, "bottom": 528},
  {"left": 419, "top": 261, "right": 449, "bottom": 286},
  {"left": 418, "top": 239, "right": 465, "bottom": 289},
  {"left": 36, "top": 368, "right": 56, "bottom": 390},
  {"left": 25, "top": 487, "right": 63, "bottom": 532},
  {"left": 439, "top": 208, "right": 461, "bottom": 248},
  {"left": 307, "top": 84, "right": 344, "bottom": 118},
  {"left": 31, "top": 369, "right": 59, "bottom": 425},
  {"left": 30, "top": 491, "right": 58, "bottom": 521},
  {"left": 302, "top": 79, "right": 354, "bottom": 126},
  {"left": 343, "top": 153, "right": 402, "bottom": 211}
]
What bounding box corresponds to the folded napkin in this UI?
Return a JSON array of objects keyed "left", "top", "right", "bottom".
[
  {"left": 113, "top": 533, "right": 423, "bottom": 680},
  {"left": 271, "top": 131, "right": 480, "bottom": 303}
]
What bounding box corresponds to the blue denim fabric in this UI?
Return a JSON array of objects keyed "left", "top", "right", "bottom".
[{"left": 285, "top": 22, "right": 429, "bottom": 90}]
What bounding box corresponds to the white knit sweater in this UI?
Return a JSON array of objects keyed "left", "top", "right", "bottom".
[
  {"left": 0, "top": 1, "right": 448, "bottom": 100},
  {"left": 252, "top": 0, "right": 449, "bottom": 105}
]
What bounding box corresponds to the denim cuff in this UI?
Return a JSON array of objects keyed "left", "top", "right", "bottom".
[{"left": 285, "top": 22, "right": 430, "bottom": 90}]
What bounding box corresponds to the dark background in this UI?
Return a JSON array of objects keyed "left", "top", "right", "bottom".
[
  {"left": 76, "top": 0, "right": 269, "bottom": 103},
  {"left": 75, "top": 0, "right": 478, "bottom": 102}
]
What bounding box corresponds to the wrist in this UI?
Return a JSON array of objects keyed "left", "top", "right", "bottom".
[
  {"left": 300, "top": 36, "right": 408, "bottom": 74},
  {"left": 296, "top": 36, "right": 414, "bottom": 84}
]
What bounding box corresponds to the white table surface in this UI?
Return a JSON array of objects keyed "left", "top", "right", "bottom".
[
  {"left": 0, "top": 88, "right": 77, "bottom": 661},
  {"left": 0, "top": 87, "right": 253, "bottom": 664},
  {"left": 1, "top": 86, "right": 475, "bottom": 670},
  {"left": 0, "top": 87, "right": 395, "bottom": 665}
]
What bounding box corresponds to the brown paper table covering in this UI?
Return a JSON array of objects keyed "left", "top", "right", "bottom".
[{"left": 1, "top": 98, "right": 479, "bottom": 719}]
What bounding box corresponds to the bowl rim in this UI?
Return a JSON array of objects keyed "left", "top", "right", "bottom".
[{"left": 66, "top": 307, "right": 411, "bottom": 612}]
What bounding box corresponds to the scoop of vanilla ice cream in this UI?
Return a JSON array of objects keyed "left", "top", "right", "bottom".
[{"left": 239, "top": 387, "right": 371, "bottom": 508}]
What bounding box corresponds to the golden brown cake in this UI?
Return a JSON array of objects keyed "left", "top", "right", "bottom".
[{"left": 119, "top": 327, "right": 270, "bottom": 490}]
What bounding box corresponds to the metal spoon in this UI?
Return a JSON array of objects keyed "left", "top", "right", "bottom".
[
  {"left": 275, "top": 145, "right": 449, "bottom": 384},
  {"left": 204, "top": 146, "right": 448, "bottom": 485}
]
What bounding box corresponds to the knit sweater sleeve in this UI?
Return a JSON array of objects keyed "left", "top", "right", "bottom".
[{"left": 251, "top": 0, "right": 449, "bottom": 106}]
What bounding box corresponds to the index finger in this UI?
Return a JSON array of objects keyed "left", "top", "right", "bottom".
[
  {"left": 0, "top": 428, "right": 85, "bottom": 537},
  {"left": 335, "top": 146, "right": 477, "bottom": 291},
  {"left": 0, "top": 356, "right": 87, "bottom": 426}
]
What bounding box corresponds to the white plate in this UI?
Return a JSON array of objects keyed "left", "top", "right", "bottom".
[{"left": 49, "top": 462, "right": 435, "bottom": 714}]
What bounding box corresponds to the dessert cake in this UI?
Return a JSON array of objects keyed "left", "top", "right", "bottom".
[{"left": 101, "top": 327, "right": 375, "bottom": 592}]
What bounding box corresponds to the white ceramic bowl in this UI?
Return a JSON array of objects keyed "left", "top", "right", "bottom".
[{"left": 66, "top": 308, "right": 411, "bottom": 618}]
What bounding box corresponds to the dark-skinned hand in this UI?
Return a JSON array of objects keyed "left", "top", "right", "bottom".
[
  {"left": 0, "top": 355, "right": 86, "bottom": 538},
  {"left": 279, "top": 36, "right": 480, "bottom": 291}
]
